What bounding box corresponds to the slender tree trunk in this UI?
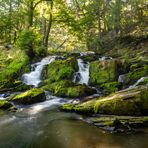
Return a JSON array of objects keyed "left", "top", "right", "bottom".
[
  {"left": 28, "top": 1, "right": 34, "bottom": 28},
  {"left": 114, "top": 0, "right": 121, "bottom": 35},
  {"left": 8, "top": 0, "right": 12, "bottom": 44},
  {"left": 44, "top": 0, "right": 53, "bottom": 48}
]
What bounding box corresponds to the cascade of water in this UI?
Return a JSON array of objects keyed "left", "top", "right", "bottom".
[
  {"left": 118, "top": 74, "right": 126, "bottom": 83},
  {"left": 0, "top": 94, "right": 5, "bottom": 100},
  {"left": 99, "top": 56, "right": 112, "bottom": 61},
  {"left": 73, "top": 59, "right": 90, "bottom": 85},
  {"left": 129, "top": 76, "right": 148, "bottom": 88},
  {"left": 22, "top": 56, "right": 56, "bottom": 87}
]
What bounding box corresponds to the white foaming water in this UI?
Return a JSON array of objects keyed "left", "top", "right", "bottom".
[
  {"left": 22, "top": 56, "right": 56, "bottom": 87},
  {"left": 73, "top": 59, "right": 90, "bottom": 85},
  {"left": 118, "top": 74, "right": 126, "bottom": 83},
  {"left": 22, "top": 95, "right": 68, "bottom": 115},
  {"left": 99, "top": 56, "right": 112, "bottom": 61},
  {"left": 0, "top": 94, "right": 5, "bottom": 100},
  {"left": 129, "top": 76, "right": 148, "bottom": 88}
]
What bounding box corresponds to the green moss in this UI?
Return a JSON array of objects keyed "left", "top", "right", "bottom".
[
  {"left": 0, "top": 49, "right": 29, "bottom": 90},
  {"left": 89, "top": 59, "right": 118, "bottom": 85},
  {"left": 43, "top": 80, "right": 96, "bottom": 98},
  {"left": 62, "top": 86, "right": 148, "bottom": 116},
  {"left": 0, "top": 101, "right": 12, "bottom": 110},
  {"left": 100, "top": 82, "right": 121, "bottom": 94},
  {"left": 125, "top": 65, "right": 148, "bottom": 85},
  {"left": 46, "top": 57, "right": 78, "bottom": 83},
  {"left": 11, "top": 88, "right": 46, "bottom": 104}
]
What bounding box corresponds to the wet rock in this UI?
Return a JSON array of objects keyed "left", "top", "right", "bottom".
[
  {"left": 62, "top": 86, "right": 148, "bottom": 116},
  {"left": 43, "top": 80, "right": 96, "bottom": 98},
  {"left": 0, "top": 100, "right": 13, "bottom": 110},
  {"left": 10, "top": 88, "right": 46, "bottom": 105},
  {"left": 84, "top": 115, "right": 148, "bottom": 133},
  {"left": 89, "top": 59, "right": 119, "bottom": 85}
]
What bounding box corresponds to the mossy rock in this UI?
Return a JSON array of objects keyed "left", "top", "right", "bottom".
[
  {"left": 0, "top": 80, "right": 31, "bottom": 92},
  {"left": 55, "top": 85, "right": 96, "bottom": 98},
  {"left": 100, "top": 81, "right": 121, "bottom": 94},
  {"left": 46, "top": 57, "right": 78, "bottom": 82},
  {"left": 124, "top": 65, "right": 148, "bottom": 86},
  {"left": 62, "top": 86, "right": 148, "bottom": 116},
  {"left": 11, "top": 88, "right": 46, "bottom": 104},
  {"left": 89, "top": 59, "right": 119, "bottom": 85},
  {"left": 0, "top": 100, "right": 13, "bottom": 110},
  {"left": 43, "top": 80, "right": 96, "bottom": 98},
  {"left": 87, "top": 116, "right": 148, "bottom": 132},
  {"left": 81, "top": 55, "right": 97, "bottom": 62}
]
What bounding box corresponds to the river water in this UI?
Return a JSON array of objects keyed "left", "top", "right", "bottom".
[
  {"left": 0, "top": 103, "right": 148, "bottom": 148},
  {"left": 0, "top": 55, "right": 148, "bottom": 148}
]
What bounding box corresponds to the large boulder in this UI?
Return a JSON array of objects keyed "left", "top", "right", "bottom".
[
  {"left": 46, "top": 57, "right": 78, "bottom": 82},
  {"left": 43, "top": 80, "right": 96, "bottom": 98},
  {"left": 89, "top": 59, "right": 119, "bottom": 85},
  {"left": 62, "top": 86, "right": 148, "bottom": 116},
  {"left": 11, "top": 88, "right": 46, "bottom": 104}
]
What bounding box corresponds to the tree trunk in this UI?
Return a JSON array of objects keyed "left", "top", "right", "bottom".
[
  {"left": 8, "top": 0, "right": 12, "bottom": 44},
  {"left": 28, "top": 1, "right": 34, "bottom": 28},
  {"left": 44, "top": 0, "right": 53, "bottom": 48}
]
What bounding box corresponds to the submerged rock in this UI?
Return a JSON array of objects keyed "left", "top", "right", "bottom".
[
  {"left": 85, "top": 115, "right": 148, "bottom": 133},
  {"left": 10, "top": 88, "right": 46, "bottom": 105},
  {"left": 62, "top": 86, "right": 148, "bottom": 116}
]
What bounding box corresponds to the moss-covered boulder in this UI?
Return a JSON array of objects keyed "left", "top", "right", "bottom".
[
  {"left": 124, "top": 65, "right": 148, "bottom": 86},
  {"left": 62, "top": 86, "right": 148, "bottom": 116},
  {"left": 0, "top": 100, "right": 13, "bottom": 110},
  {"left": 89, "top": 59, "right": 119, "bottom": 85},
  {"left": 0, "top": 80, "right": 31, "bottom": 92},
  {"left": 43, "top": 80, "right": 96, "bottom": 98},
  {"left": 46, "top": 57, "right": 78, "bottom": 82},
  {"left": 11, "top": 88, "right": 46, "bottom": 104}
]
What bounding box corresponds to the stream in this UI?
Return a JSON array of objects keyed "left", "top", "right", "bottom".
[{"left": 0, "top": 55, "right": 148, "bottom": 148}]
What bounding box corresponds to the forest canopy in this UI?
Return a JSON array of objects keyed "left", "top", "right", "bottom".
[{"left": 0, "top": 0, "right": 147, "bottom": 55}]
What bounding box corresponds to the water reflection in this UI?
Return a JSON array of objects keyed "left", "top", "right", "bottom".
[{"left": 0, "top": 109, "right": 148, "bottom": 148}]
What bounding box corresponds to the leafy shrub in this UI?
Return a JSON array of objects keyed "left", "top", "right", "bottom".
[{"left": 17, "top": 29, "right": 46, "bottom": 57}]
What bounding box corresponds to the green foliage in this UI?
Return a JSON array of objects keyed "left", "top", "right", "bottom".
[
  {"left": 34, "top": 46, "right": 47, "bottom": 57},
  {"left": 0, "top": 49, "right": 29, "bottom": 89},
  {"left": 16, "top": 30, "right": 35, "bottom": 51},
  {"left": 16, "top": 29, "right": 46, "bottom": 57}
]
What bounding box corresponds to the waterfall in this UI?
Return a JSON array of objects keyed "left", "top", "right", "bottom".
[
  {"left": 22, "top": 56, "right": 56, "bottom": 87},
  {"left": 118, "top": 74, "right": 126, "bottom": 83},
  {"left": 73, "top": 59, "right": 90, "bottom": 85},
  {"left": 129, "top": 76, "right": 148, "bottom": 88},
  {"left": 99, "top": 56, "right": 113, "bottom": 61},
  {"left": 0, "top": 94, "right": 5, "bottom": 100}
]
